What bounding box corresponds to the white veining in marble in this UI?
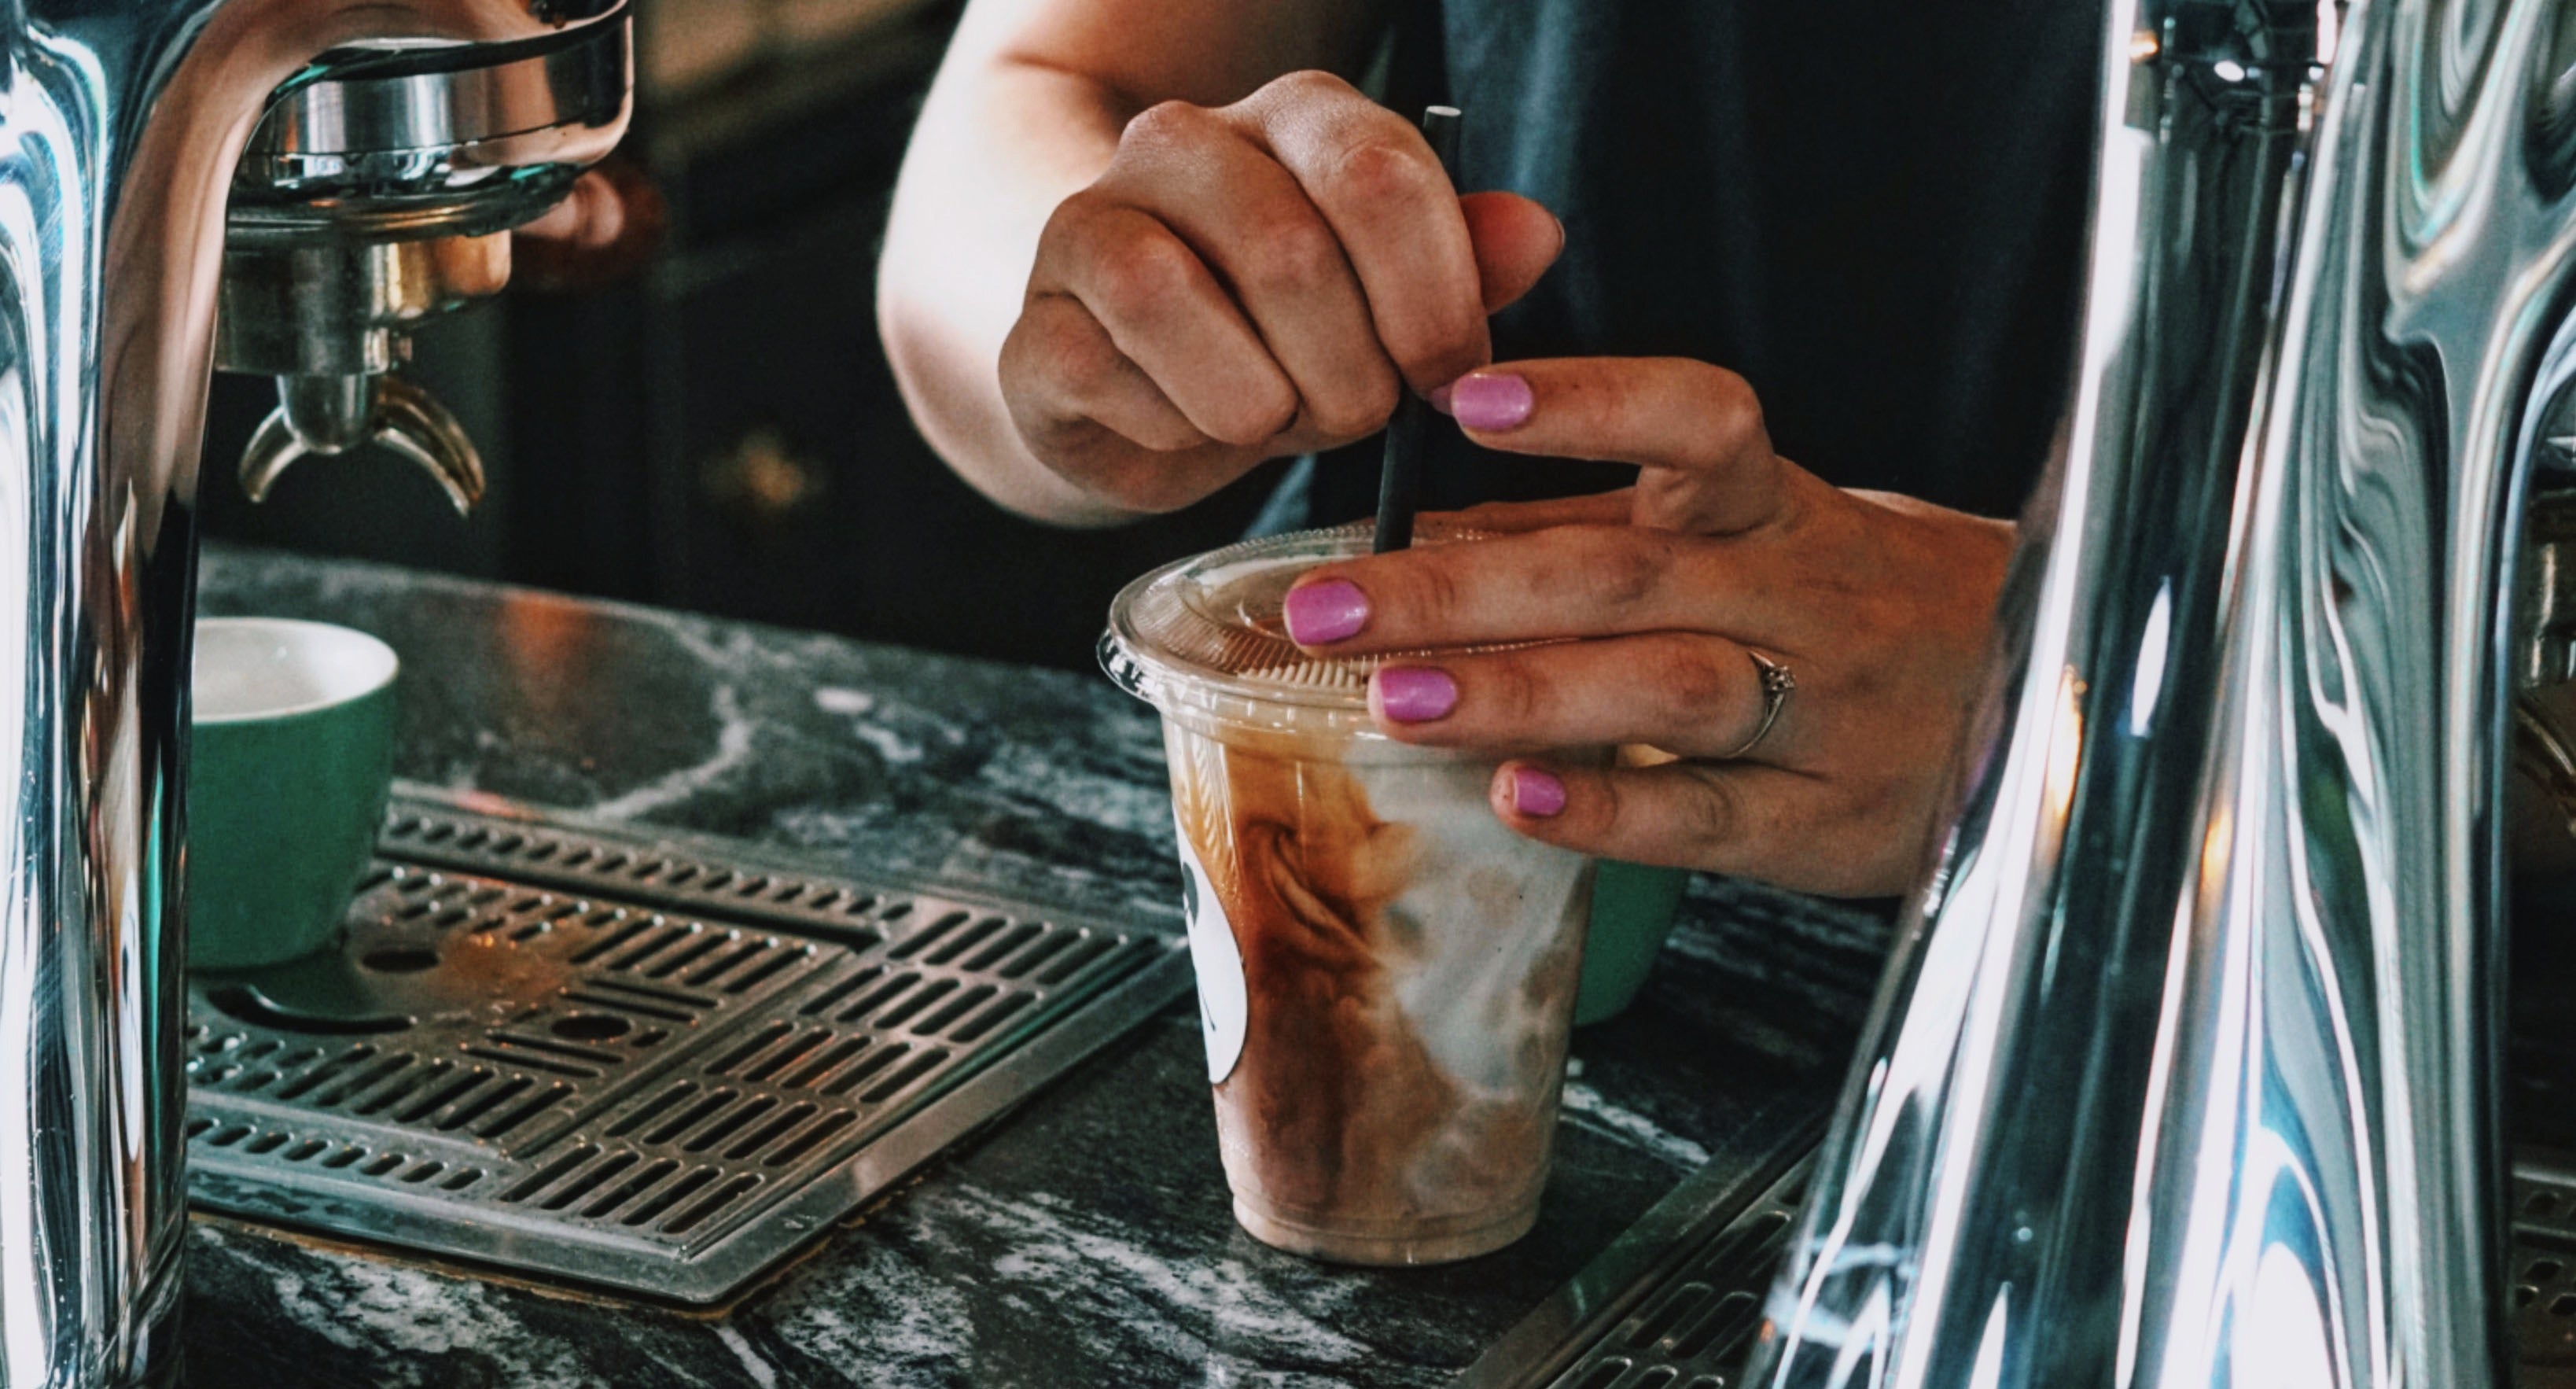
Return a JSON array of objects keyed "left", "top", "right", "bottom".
[
  {"left": 1558, "top": 1079, "right": 1711, "bottom": 1172},
  {"left": 976, "top": 743, "right": 1172, "bottom": 838},
  {"left": 585, "top": 685, "right": 758, "bottom": 822},
  {"left": 765, "top": 1233, "right": 984, "bottom": 1389},
  {"left": 849, "top": 721, "right": 928, "bottom": 768},
  {"left": 811, "top": 687, "right": 876, "bottom": 718},
  {"left": 211, "top": 1226, "right": 611, "bottom": 1388},
  {"left": 711, "top": 1325, "right": 780, "bottom": 1388},
  {"left": 968, "top": 1187, "right": 1375, "bottom": 1368}
]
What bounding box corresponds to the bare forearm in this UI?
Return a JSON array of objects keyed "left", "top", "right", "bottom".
[
  {"left": 878, "top": 0, "right": 1387, "bottom": 526},
  {"left": 878, "top": 35, "right": 1135, "bottom": 523}
]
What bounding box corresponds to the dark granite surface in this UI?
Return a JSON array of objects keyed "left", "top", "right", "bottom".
[{"left": 186, "top": 545, "right": 1891, "bottom": 1389}]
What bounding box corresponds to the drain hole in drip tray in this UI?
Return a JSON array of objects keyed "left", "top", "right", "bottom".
[
  {"left": 206, "top": 986, "right": 412, "bottom": 1037},
  {"left": 550, "top": 1014, "right": 632, "bottom": 1042},
  {"left": 362, "top": 947, "right": 440, "bottom": 974}
]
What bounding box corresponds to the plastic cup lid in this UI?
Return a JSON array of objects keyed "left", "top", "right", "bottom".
[{"left": 1102, "top": 521, "right": 1502, "bottom": 721}]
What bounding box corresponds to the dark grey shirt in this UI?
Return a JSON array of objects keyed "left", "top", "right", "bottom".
[{"left": 1277, "top": 0, "right": 2101, "bottom": 529}]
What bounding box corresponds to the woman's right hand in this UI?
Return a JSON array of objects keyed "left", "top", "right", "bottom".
[{"left": 998, "top": 70, "right": 1565, "bottom": 515}]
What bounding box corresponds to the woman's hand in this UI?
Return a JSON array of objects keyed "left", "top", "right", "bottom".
[
  {"left": 513, "top": 160, "right": 665, "bottom": 292},
  {"left": 1279, "top": 357, "right": 2016, "bottom": 898},
  {"left": 999, "top": 70, "right": 1565, "bottom": 515}
]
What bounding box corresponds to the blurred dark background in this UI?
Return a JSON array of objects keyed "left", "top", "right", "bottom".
[{"left": 199, "top": 0, "right": 1275, "bottom": 673}]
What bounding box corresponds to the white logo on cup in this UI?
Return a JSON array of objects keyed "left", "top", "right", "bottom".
[{"left": 1175, "top": 820, "right": 1248, "bottom": 1085}]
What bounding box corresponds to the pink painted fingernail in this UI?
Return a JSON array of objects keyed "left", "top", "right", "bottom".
[
  {"left": 1283, "top": 579, "right": 1370, "bottom": 645},
  {"left": 1510, "top": 766, "right": 1567, "bottom": 817},
  {"left": 1450, "top": 372, "right": 1534, "bottom": 431},
  {"left": 1428, "top": 383, "right": 1455, "bottom": 415},
  {"left": 1374, "top": 667, "right": 1457, "bottom": 723}
]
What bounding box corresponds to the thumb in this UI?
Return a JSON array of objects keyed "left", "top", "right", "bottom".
[{"left": 1459, "top": 192, "right": 1564, "bottom": 314}]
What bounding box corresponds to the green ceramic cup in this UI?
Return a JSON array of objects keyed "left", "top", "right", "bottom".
[
  {"left": 1575, "top": 861, "right": 1691, "bottom": 1026},
  {"left": 188, "top": 618, "right": 399, "bottom": 971}
]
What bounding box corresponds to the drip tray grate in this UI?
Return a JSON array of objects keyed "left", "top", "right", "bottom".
[
  {"left": 184, "top": 798, "right": 1187, "bottom": 1303},
  {"left": 1467, "top": 1149, "right": 2576, "bottom": 1387},
  {"left": 2512, "top": 1157, "right": 2576, "bottom": 1380}
]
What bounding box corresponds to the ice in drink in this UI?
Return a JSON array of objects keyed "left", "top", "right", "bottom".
[{"left": 1104, "top": 524, "right": 1596, "bottom": 1265}]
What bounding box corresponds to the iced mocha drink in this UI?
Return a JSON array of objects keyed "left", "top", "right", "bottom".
[{"left": 1104, "top": 525, "right": 1597, "bottom": 1265}]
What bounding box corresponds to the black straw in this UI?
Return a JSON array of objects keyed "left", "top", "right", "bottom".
[{"left": 1373, "top": 105, "right": 1464, "bottom": 554}]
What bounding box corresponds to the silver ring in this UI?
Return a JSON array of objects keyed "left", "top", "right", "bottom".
[{"left": 1717, "top": 650, "right": 1796, "bottom": 760}]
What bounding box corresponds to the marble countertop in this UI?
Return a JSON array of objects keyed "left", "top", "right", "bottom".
[{"left": 186, "top": 544, "right": 1891, "bottom": 1389}]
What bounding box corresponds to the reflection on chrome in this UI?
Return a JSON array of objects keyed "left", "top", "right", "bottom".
[
  {"left": 0, "top": 0, "right": 626, "bottom": 1382},
  {"left": 1745, "top": 0, "right": 2569, "bottom": 1383}
]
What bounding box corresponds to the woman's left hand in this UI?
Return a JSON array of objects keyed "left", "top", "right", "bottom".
[{"left": 1279, "top": 356, "right": 2016, "bottom": 897}]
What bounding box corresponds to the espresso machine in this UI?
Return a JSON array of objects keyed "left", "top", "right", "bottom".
[
  {"left": 0, "top": 1, "right": 627, "bottom": 1381},
  {"left": 1747, "top": 0, "right": 2565, "bottom": 1383}
]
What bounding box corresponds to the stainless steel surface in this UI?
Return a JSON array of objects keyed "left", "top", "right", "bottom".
[
  {"left": 186, "top": 798, "right": 1189, "bottom": 1302},
  {"left": 0, "top": 0, "right": 624, "bottom": 1380},
  {"left": 238, "top": 374, "right": 491, "bottom": 514},
  {"left": 1536, "top": 1185, "right": 1800, "bottom": 1389},
  {"left": 237, "top": 9, "right": 630, "bottom": 197},
  {"left": 1746, "top": 0, "right": 2576, "bottom": 1382},
  {"left": 1470, "top": 1143, "right": 2576, "bottom": 1387},
  {"left": 2523, "top": 495, "right": 2576, "bottom": 688},
  {"left": 217, "top": 5, "right": 628, "bottom": 514},
  {"left": 216, "top": 234, "right": 513, "bottom": 378},
  {"left": 1455, "top": 1152, "right": 1812, "bottom": 1389},
  {"left": 217, "top": 230, "right": 506, "bottom": 512},
  {"left": 2513, "top": 1159, "right": 2576, "bottom": 1380}
]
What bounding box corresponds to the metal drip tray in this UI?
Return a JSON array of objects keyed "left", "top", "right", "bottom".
[
  {"left": 1457, "top": 1155, "right": 1806, "bottom": 1389},
  {"left": 2512, "top": 1157, "right": 2576, "bottom": 1382},
  {"left": 183, "top": 798, "right": 1187, "bottom": 1302},
  {"left": 1465, "top": 1149, "right": 2576, "bottom": 1387}
]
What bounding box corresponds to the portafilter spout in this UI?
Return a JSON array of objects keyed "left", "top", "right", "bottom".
[{"left": 216, "top": 13, "right": 630, "bottom": 513}]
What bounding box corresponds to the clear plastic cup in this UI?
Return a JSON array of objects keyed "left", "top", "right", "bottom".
[{"left": 1102, "top": 523, "right": 1599, "bottom": 1265}]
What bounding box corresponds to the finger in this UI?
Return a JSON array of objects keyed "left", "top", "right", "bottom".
[
  {"left": 1443, "top": 357, "right": 1786, "bottom": 533},
  {"left": 1102, "top": 104, "right": 1401, "bottom": 442},
  {"left": 1367, "top": 632, "right": 1802, "bottom": 765},
  {"left": 1432, "top": 488, "right": 1636, "bottom": 536},
  {"left": 1491, "top": 760, "right": 1895, "bottom": 897},
  {"left": 517, "top": 170, "right": 625, "bottom": 248},
  {"left": 1281, "top": 524, "right": 1787, "bottom": 653},
  {"left": 1003, "top": 293, "right": 1209, "bottom": 455},
  {"left": 1237, "top": 72, "right": 1489, "bottom": 390},
  {"left": 1458, "top": 191, "right": 1564, "bottom": 313},
  {"left": 1036, "top": 197, "right": 1300, "bottom": 447}
]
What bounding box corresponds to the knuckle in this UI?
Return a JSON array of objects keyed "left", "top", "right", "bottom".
[
  {"left": 1303, "top": 363, "right": 1400, "bottom": 440},
  {"left": 1091, "top": 231, "right": 1198, "bottom": 320},
  {"left": 1703, "top": 371, "right": 1771, "bottom": 466},
  {"left": 1324, "top": 134, "right": 1441, "bottom": 212},
  {"left": 1006, "top": 299, "right": 1104, "bottom": 395},
  {"left": 1583, "top": 768, "right": 1621, "bottom": 833},
  {"left": 1720, "top": 388, "right": 1769, "bottom": 455},
  {"left": 1582, "top": 531, "right": 1673, "bottom": 612},
  {"left": 1378, "top": 313, "right": 1483, "bottom": 386},
  {"left": 1483, "top": 658, "right": 1550, "bottom": 730},
  {"left": 1407, "top": 559, "right": 1469, "bottom": 632},
  {"left": 1651, "top": 640, "right": 1739, "bottom": 729},
  {"left": 1242, "top": 215, "right": 1345, "bottom": 298},
  {"left": 1262, "top": 68, "right": 1360, "bottom": 107},
  {"left": 1120, "top": 99, "right": 1214, "bottom": 153},
  {"left": 1205, "top": 381, "right": 1297, "bottom": 447},
  {"left": 1676, "top": 770, "right": 1742, "bottom": 849},
  {"left": 1035, "top": 192, "right": 1108, "bottom": 267},
  {"left": 1038, "top": 317, "right": 1121, "bottom": 398}
]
